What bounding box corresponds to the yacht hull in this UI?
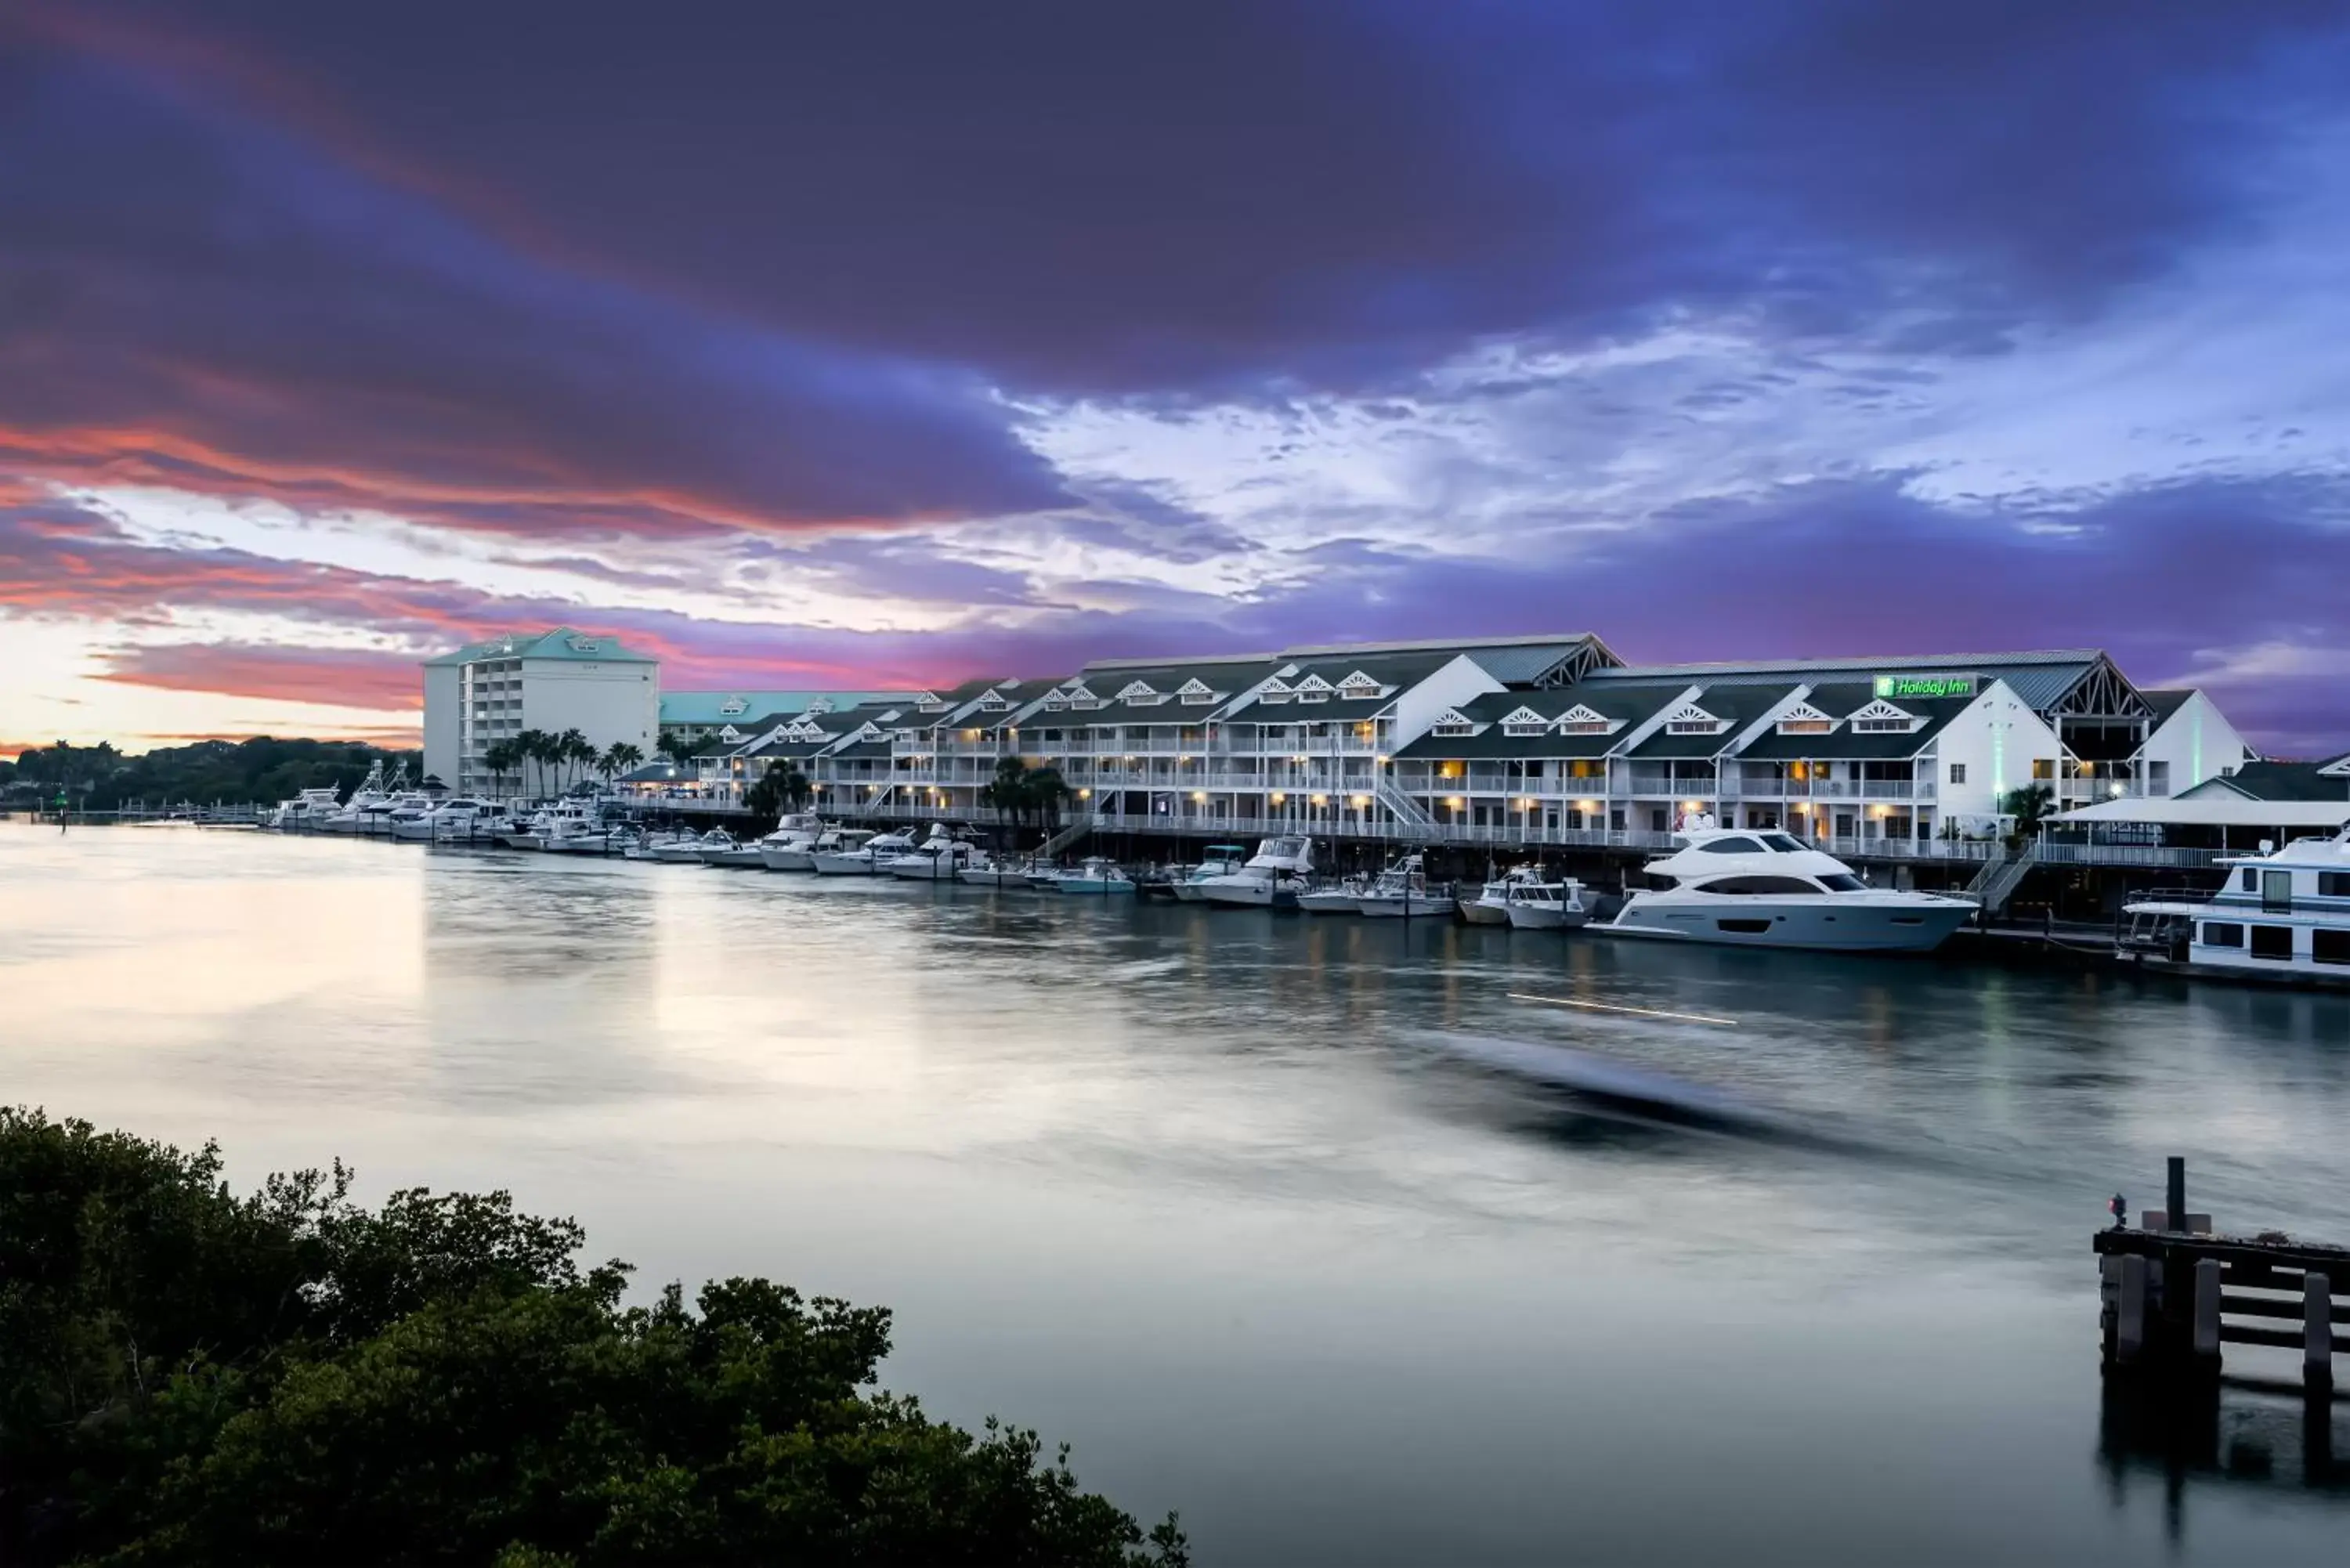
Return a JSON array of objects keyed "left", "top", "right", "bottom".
[
  {"left": 958, "top": 866, "right": 1029, "bottom": 887},
  {"left": 1458, "top": 898, "right": 1510, "bottom": 926},
  {"left": 649, "top": 845, "right": 708, "bottom": 864},
  {"left": 808, "top": 853, "right": 878, "bottom": 876},
  {"left": 1296, "top": 890, "right": 1360, "bottom": 914},
  {"left": 1505, "top": 903, "right": 1588, "bottom": 931},
  {"left": 887, "top": 858, "right": 960, "bottom": 880},
  {"left": 1598, "top": 899, "right": 1971, "bottom": 952},
  {"left": 759, "top": 847, "right": 818, "bottom": 871},
  {"left": 700, "top": 848, "right": 765, "bottom": 868},
  {"left": 1355, "top": 894, "right": 1444, "bottom": 919},
  {"left": 1058, "top": 879, "right": 1133, "bottom": 894}
]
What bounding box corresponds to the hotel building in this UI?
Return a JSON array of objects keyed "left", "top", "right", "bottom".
[{"left": 421, "top": 628, "right": 659, "bottom": 797}]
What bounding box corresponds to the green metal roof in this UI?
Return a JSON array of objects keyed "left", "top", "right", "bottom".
[
  {"left": 1592, "top": 649, "right": 2107, "bottom": 713},
  {"left": 660, "top": 690, "right": 911, "bottom": 724},
  {"left": 1625, "top": 683, "right": 1803, "bottom": 758},
  {"left": 1731, "top": 683, "right": 1974, "bottom": 761},
  {"left": 2185, "top": 761, "right": 2350, "bottom": 804},
  {"left": 1391, "top": 684, "right": 1694, "bottom": 761},
  {"left": 423, "top": 627, "right": 656, "bottom": 665}
]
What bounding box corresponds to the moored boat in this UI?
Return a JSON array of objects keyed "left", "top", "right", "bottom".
[
  {"left": 1197, "top": 835, "right": 1314, "bottom": 909},
  {"left": 1354, "top": 853, "right": 1447, "bottom": 919},
  {"left": 2119, "top": 826, "right": 2350, "bottom": 987},
  {"left": 1596, "top": 829, "right": 1972, "bottom": 952}
]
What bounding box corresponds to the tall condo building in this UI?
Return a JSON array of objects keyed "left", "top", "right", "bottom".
[{"left": 421, "top": 628, "right": 659, "bottom": 796}]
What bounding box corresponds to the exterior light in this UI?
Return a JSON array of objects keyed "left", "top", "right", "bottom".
[
  {"left": 2110, "top": 782, "right": 2124, "bottom": 797},
  {"left": 1191, "top": 791, "right": 1206, "bottom": 803},
  {"left": 1078, "top": 788, "right": 1091, "bottom": 800},
  {"left": 1271, "top": 792, "right": 1285, "bottom": 804},
  {"left": 1376, "top": 755, "right": 1388, "bottom": 764},
  {"left": 1517, "top": 797, "right": 1532, "bottom": 810},
  {"left": 1178, "top": 754, "right": 1191, "bottom": 763},
  {"left": 1577, "top": 799, "right": 1599, "bottom": 813},
  {"left": 1447, "top": 797, "right": 1465, "bottom": 809},
  {"left": 1351, "top": 794, "right": 1368, "bottom": 808},
  {"left": 1311, "top": 793, "right": 1327, "bottom": 806}
]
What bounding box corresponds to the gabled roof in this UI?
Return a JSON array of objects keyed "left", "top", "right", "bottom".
[
  {"left": 1626, "top": 683, "right": 1802, "bottom": 758},
  {"left": 2182, "top": 760, "right": 2350, "bottom": 804},
  {"left": 1391, "top": 685, "right": 1690, "bottom": 761},
  {"left": 1592, "top": 649, "right": 2112, "bottom": 714},
  {"left": 1734, "top": 682, "right": 1976, "bottom": 761},
  {"left": 660, "top": 690, "right": 909, "bottom": 725}
]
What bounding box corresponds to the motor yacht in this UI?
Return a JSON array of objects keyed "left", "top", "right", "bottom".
[
  {"left": 1167, "top": 846, "right": 1249, "bottom": 902},
  {"left": 621, "top": 827, "right": 695, "bottom": 861},
  {"left": 885, "top": 831, "right": 987, "bottom": 881},
  {"left": 650, "top": 828, "right": 732, "bottom": 864},
  {"left": 1504, "top": 878, "right": 1589, "bottom": 931},
  {"left": 1056, "top": 857, "right": 1135, "bottom": 894},
  {"left": 810, "top": 828, "right": 916, "bottom": 876},
  {"left": 2119, "top": 826, "right": 2350, "bottom": 987},
  {"left": 750, "top": 812, "right": 826, "bottom": 869},
  {"left": 269, "top": 786, "right": 344, "bottom": 830},
  {"left": 413, "top": 797, "right": 494, "bottom": 841},
  {"left": 957, "top": 859, "right": 1034, "bottom": 888},
  {"left": 1459, "top": 865, "right": 1551, "bottom": 925},
  {"left": 321, "top": 761, "right": 396, "bottom": 833},
  {"left": 765, "top": 826, "right": 867, "bottom": 871},
  {"left": 1354, "top": 852, "right": 1448, "bottom": 919},
  {"left": 1597, "top": 829, "right": 1973, "bottom": 952},
  {"left": 510, "top": 800, "right": 605, "bottom": 852},
  {"left": 699, "top": 833, "right": 770, "bottom": 869},
  {"left": 1197, "top": 836, "right": 1315, "bottom": 909},
  {"left": 1023, "top": 864, "right": 1069, "bottom": 891}
]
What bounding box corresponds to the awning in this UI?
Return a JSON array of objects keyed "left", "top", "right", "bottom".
[{"left": 2053, "top": 796, "right": 2350, "bottom": 828}]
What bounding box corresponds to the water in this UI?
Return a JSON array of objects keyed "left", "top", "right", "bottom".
[{"left": 6, "top": 825, "right": 2350, "bottom": 1565}]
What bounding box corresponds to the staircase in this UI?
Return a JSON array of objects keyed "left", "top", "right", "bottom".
[
  {"left": 1038, "top": 809, "right": 1097, "bottom": 858},
  {"left": 1374, "top": 779, "right": 1437, "bottom": 833},
  {"left": 1967, "top": 844, "right": 2039, "bottom": 916}
]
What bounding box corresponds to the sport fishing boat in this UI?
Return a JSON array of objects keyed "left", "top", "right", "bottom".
[
  {"left": 1598, "top": 829, "right": 1973, "bottom": 952},
  {"left": 763, "top": 825, "right": 866, "bottom": 871},
  {"left": 651, "top": 828, "right": 732, "bottom": 864},
  {"left": 1354, "top": 852, "right": 1448, "bottom": 919},
  {"left": 269, "top": 786, "right": 344, "bottom": 830},
  {"left": 810, "top": 827, "right": 916, "bottom": 876},
  {"left": 957, "top": 858, "right": 1035, "bottom": 888},
  {"left": 1167, "top": 846, "right": 1249, "bottom": 902},
  {"left": 2118, "top": 826, "right": 2350, "bottom": 987},
  {"left": 623, "top": 827, "right": 696, "bottom": 861},
  {"left": 413, "top": 797, "right": 494, "bottom": 841},
  {"left": 1056, "top": 857, "right": 1134, "bottom": 894},
  {"left": 750, "top": 812, "right": 826, "bottom": 869},
  {"left": 320, "top": 761, "right": 395, "bottom": 833},
  {"left": 1459, "top": 865, "right": 1551, "bottom": 925},
  {"left": 1296, "top": 878, "right": 1367, "bottom": 914},
  {"left": 1197, "top": 835, "right": 1315, "bottom": 909},
  {"left": 699, "top": 833, "right": 770, "bottom": 869},
  {"left": 1504, "top": 878, "right": 1589, "bottom": 931},
  {"left": 885, "top": 830, "right": 987, "bottom": 881}
]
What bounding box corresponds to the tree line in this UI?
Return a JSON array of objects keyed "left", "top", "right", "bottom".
[
  {"left": 0, "top": 739, "right": 418, "bottom": 811},
  {"left": 0, "top": 1107, "right": 1185, "bottom": 1566},
  {"left": 479, "top": 729, "right": 645, "bottom": 797}
]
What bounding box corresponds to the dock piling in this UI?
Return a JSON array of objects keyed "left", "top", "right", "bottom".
[
  {"left": 2167, "top": 1157, "right": 2186, "bottom": 1234},
  {"left": 2193, "top": 1259, "right": 2222, "bottom": 1364},
  {"left": 2308, "top": 1274, "right": 2334, "bottom": 1395},
  {"left": 2118, "top": 1254, "right": 2149, "bottom": 1364}
]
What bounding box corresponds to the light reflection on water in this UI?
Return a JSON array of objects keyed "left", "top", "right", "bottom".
[{"left": 5, "top": 826, "right": 2349, "bottom": 1565}]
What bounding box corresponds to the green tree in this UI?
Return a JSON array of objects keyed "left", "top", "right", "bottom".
[
  {"left": 743, "top": 761, "right": 810, "bottom": 826},
  {"left": 982, "top": 757, "right": 1032, "bottom": 843},
  {"left": 0, "top": 1107, "right": 1184, "bottom": 1568},
  {"left": 598, "top": 741, "right": 644, "bottom": 789},
  {"left": 483, "top": 739, "right": 520, "bottom": 800},
  {"left": 1025, "top": 765, "right": 1072, "bottom": 835},
  {"left": 559, "top": 730, "right": 595, "bottom": 794},
  {"left": 656, "top": 731, "right": 700, "bottom": 769},
  {"left": 2000, "top": 782, "right": 2055, "bottom": 847},
  {"left": 513, "top": 730, "right": 551, "bottom": 797}
]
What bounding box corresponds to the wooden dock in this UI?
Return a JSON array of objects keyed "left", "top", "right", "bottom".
[{"left": 2095, "top": 1158, "right": 2348, "bottom": 1396}]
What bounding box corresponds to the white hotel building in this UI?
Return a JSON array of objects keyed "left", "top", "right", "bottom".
[
  {"left": 690, "top": 634, "right": 2254, "bottom": 861},
  {"left": 421, "top": 628, "right": 659, "bottom": 796}
]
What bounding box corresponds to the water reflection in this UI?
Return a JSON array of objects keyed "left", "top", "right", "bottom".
[{"left": 8, "top": 827, "right": 2350, "bottom": 1565}]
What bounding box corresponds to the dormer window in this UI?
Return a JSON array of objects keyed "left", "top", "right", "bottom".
[
  {"left": 1256, "top": 680, "right": 1294, "bottom": 706},
  {"left": 1499, "top": 706, "right": 1550, "bottom": 737},
  {"left": 1177, "top": 678, "right": 1217, "bottom": 706},
  {"left": 1337, "top": 671, "right": 1382, "bottom": 695},
  {"left": 1664, "top": 703, "right": 1726, "bottom": 735},
  {"left": 978, "top": 695, "right": 1010, "bottom": 711},
  {"left": 1298, "top": 689, "right": 1329, "bottom": 703},
  {"left": 1847, "top": 699, "right": 1922, "bottom": 734},
  {"left": 1430, "top": 708, "right": 1477, "bottom": 738},
  {"left": 1116, "top": 680, "right": 1159, "bottom": 702}
]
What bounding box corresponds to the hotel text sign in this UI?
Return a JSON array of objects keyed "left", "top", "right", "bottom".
[{"left": 1875, "top": 674, "right": 1976, "bottom": 699}]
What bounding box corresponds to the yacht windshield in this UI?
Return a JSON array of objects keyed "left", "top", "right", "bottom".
[
  {"left": 1694, "top": 836, "right": 1766, "bottom": 854},
  {"left": 1815, "top": 873, "right": 1867, "bottom": 892},
  {"left": 1759, "top": 833, "right": 1805, "bottom": 852}
]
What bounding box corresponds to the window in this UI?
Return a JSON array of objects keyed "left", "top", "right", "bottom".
[
  {"left": 1778, "top": 719, "right": 1833, "bottom": 735},
  {"left": 2240, "top": 869, "right": 2258, "bottom": 893},
  {"left": 1948, "top": 763, "right": 1967, "bottom": 785},
  {"left": 2202, "top": 922, "right": 2243, "bottom": 948},
  {"left": 1502, "top": 721, "right": 1549, "bottom": 737},
  {"left": 2262, "top": 870, "right": 2294, "bottom": 912},
  {"left": 1697, "top": 875, "right": 1820, "bottom": 894},
  {"left": 2249, "top": 925, "right": 2295, "bottom": 961},
  {"left": 1694, "top": 836, "right": 1766, "bottom": 854},
  {"left": 2148, "top": 761, "right": 2170, "bottom": 793},
  {"left": 1853, "top": 717, "right": 1911, "bottom": 732},
  {"left": 1815, "top": 873, "right": 1867, "bottom": 892},
  {"left": 1759, "top": 833, "right": 1805, "bottom": 852},
  {"left": 1432, "top": 721, "right": 1476, "bottom": 737},
  {"left": 2032, "top": 759, "right": 2055, "bottom": 781},
  {"left": 2320, "top": 873, "right": 2350, "bottom": 898},
  {"left": 1667, "top": 719, "right": 1719, "bottom": 734},
  {"left": 2316, "top": 930, "right": 2350, "bottom": 966},
  {"left": 1560, "top": 721, "right": 1612, "bottom": 734}
]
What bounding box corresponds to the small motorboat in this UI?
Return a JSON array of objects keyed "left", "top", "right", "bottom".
[
  {"left": 1057, "top": 857, "right": 1135, "bottom": 894},
  {"left": 1504, "top": 879, "right": 1591, "bottom": 931},
  {"left": 1354, "top": 853, "right": 1447, "bottom": 919},
  {"left": 1296, "top": 880, "right": 1366, "bottom": 914}
]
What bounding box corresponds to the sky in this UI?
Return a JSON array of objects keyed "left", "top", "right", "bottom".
[{"left": 5, "top": 1, "right": 2349, "bottom": 757}]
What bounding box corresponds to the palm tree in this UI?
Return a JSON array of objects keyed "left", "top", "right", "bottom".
[
  {"left": 982, "top": 757, "right": 1030, "bottom": 840},
  {"left": 1023, "top": 766, "right": 1070, "bottom": 836},
  {"left": 2000, "top": 782, "right": 2055, "bottom": 850},
  {"left": 511, "top": 730, "right": 548, "bottom": 797},
  {"left": 600, "top": 741, "right": 644, "bottom": 789},
  {"left": 743, "top": 761, "right": 810, "bottom": 826},
  {"left": 559, "top": 729, "right": 594, "bottom": 794}
]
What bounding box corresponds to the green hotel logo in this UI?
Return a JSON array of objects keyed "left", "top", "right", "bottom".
[{"left": 1875, "top": 674, "right": 1976, "bottom": 699}]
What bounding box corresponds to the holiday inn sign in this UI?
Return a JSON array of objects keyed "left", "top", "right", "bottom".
[{"left": 1874, "top": 674, "right": 1977, "bottom": 699}]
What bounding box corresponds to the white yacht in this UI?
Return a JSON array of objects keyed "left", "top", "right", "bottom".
[
  {"left": 651, "top": 828, "right": 732, "bottom": 864},
  {"left": 1598, "top": 829, "right": 1973, "bottom": 952},
  {"left": 414, "top": 797, "right": 494, "bottom": 841},
  {"left": 750, "top": 812, "right": 826, "bottom": 869},
  {"left": 764, "top": 823, "right": 859, "bottom": 871},
  {"left": 700, "top": 833, "right": 769, "bottom": 869},
  {"left": 885, "top": 831, "right": 987, "bottom": 881},
  {"left": 321, "top": 761, "right": 395, "bottom": 833},
  {"left": 623, "top": 827, "right": 696, "bottom": 861},
  {"left": 1504, "top": 878, "right": 1589, "bottom": 931},
  {"left": 1197, "top": 835, "right": 1315, "bottom": 909},
  {"left": 1296, "top": 878, "right": 1366, "bottom": 914},
  {"left": 2120, "top": 826, "right": 2350, "bottom": 987},
  {"left": 1460, "top": 865, "right": 1550, "bottom": 926},
  {"left": 810, "top": 828, "right": 916, "bottom": 876},
  {"left": 1355, "top": 853, "right": 1448, "bottom": 919},
  {"left": 511, "top": 800, "right": 603, "bottom": 851},
  {"left": 1167, "top": 846, "right": 1249, "bottom": 902},
  {"left": 269, "top": 786, "right": 344, "bottom": 830},
  {"left": 1055, "top": 857, "right": 1134, "bottom": 894}
]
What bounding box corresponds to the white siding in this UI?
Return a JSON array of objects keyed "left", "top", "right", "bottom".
[
  {"left": 1929, "top": 680, "right": 2063, "bottom": 824},
  {"left": 1387, "top": 655, "right": 1508, "bottom": 750},
  {"left": 518, "top": 659, "right": 660, "bottom": 767},
  {"left": 2139, "top": 691, "right": 2252, "bottom": 795},
  {"left": 421, "top": 664, "right": 461, "bottom": 789}
]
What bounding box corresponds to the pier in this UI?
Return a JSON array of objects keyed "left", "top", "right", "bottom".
[{"left": 2096, "top": 1158, "right": 2348, "bottom": 1399}]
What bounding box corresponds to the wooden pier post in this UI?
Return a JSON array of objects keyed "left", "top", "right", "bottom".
[
  {"left": 2307, "top": 1273, "right": 2334, "bottom": 1394},
  {"left": 2117, "top": 1253, "right": 2149, "bottom": 1365},
  {"left": 2166, "top": 1157, "right": 2186, "bottom": 1234},
  {"left": 2192, "top": 1259, "right": 2222, "bottom": 1368}
]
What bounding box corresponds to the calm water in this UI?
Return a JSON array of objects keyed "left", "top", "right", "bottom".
[{"left": 7, "top": 825, "right": 2350, "bottom": 1565}]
